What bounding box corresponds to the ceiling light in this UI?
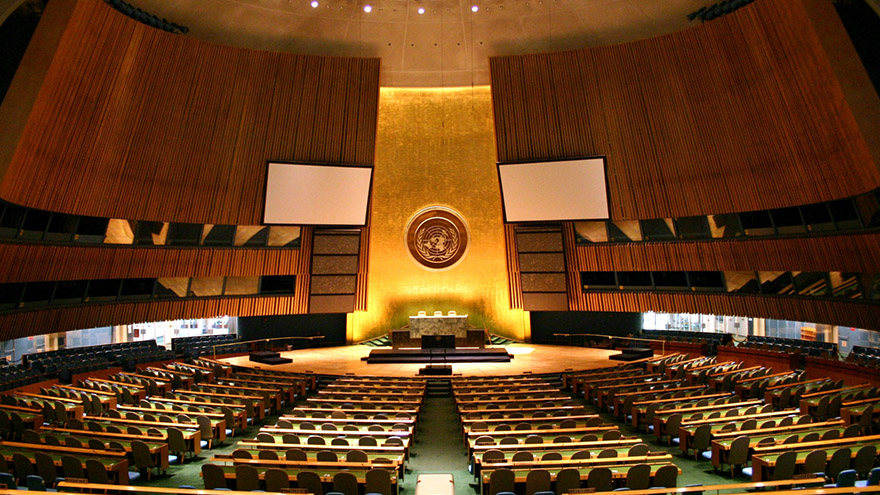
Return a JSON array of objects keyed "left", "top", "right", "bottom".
[
  {"left": 471, "top": 5, "right": 479, "bottom": 12},
  {"left": 363, "top": 5, "right": 372, "bottom": 12},
  {"left": 417, "top": 7, "right": 425, "bottom": 14},
  {"left": 310, "top": 0, "right": 318, "bottom": 7}
]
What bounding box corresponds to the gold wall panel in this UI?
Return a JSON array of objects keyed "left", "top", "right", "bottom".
[{"left": 349, "top": 87, "right": 529, "bottom": 342}]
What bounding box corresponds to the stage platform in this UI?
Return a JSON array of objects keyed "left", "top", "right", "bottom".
[
  {"left": 219, "top": 343, "right": 620, "bottom": 377},
  {"left": 364, "top": 348, "right": 511, "bottom": 364}
]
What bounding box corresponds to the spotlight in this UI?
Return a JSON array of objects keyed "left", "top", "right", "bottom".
[
  {"left": 310, "top": 0, "right": 318, "bottom": 7},
  {"left": 363, "top": 4, "right": 372, "bottom": 12},
  {"left": 471, "top": 5, "right": 479, "bottom": 12},
  {"left": 418, "top": 7, "right": 425, "bottom": 14}
]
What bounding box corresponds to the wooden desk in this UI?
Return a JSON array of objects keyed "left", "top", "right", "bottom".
[
  {"left": 461, "top": 414, "right": 596, "bottom": 427},
  {"left": 277, "top": 417, "right": 416, "bottom": 429},
  {"left": 709, "top": 424, "right": 847, "bottom": 469},
  {"left": 629, "top": 392, "right": 731, "bottom": 428},
  {"left": 841, "top": 397, "right": 880, "bottom": 425},
  {"left": 38, "top": 430, "right": 170, "bottom": 471},
  {"left": 454, "top": 388, "right": 565, "bottom": 399},
  {"left": 7, "top": 396, "right": 84, "bottom": 421},
  {"left": 57, "top": 481, "right": 308, "bottom": 495},
  {"left": 261, "top": 426, "right": 412, "bottom": 437},
  {"left": 58, "top": 422, "right": 202, "bottom": 456},
  {"left": 594, "top": 379, "right": 681, "bottom": 409},
  {"left": 214, "top": 456, "right": 403, "bottom": 479},
  {"left": 55, "top": 385, "right": 118, "bottom": 409},
  {"left": 307, "top": 398, "right": 422, "bottom": 410},
  {"left": 677, "top": 409, "right": 802, "bottom": 454},
  {"left": 480, "top": 462, "right": 681, "bottom": 492},
  {"left": 0, "top": 405, "right": 44, "bottom": 431},
  {"left": 465, "top": 425, "right": 614, "bottom": 439},
  {"left": 457, "top": 403, "right": 578, "bottom": 414},
  {"left": 84, "top": 414, "right": 223, "bottom": 445},
  {"left": 238, "top": 440, "right": 407, "bottom": 457},
  {"left": 292, "top": 407, "right": 420, "bottom": 419},
  {"left": 750, "top": 436, "right": 880, "bottom": 481},
  {"left": 175, "top": 391, "right": 265, "bottom": 420},
  {"left": 472, "top": 438, "right": 640, "bottom": 454},
  {"left": 193, "top": 384, "right": 282, "bottom": 412},
  {"left": 217, "top": 378, "right": 300, "bottom": 404},
  {"left": 212, "top": 465, "right": 398, "bottom": 487},
  {"left": 611, "top": 385, "right": 708, "bottom": 418},
  {"left": 799, "top": 384, "right": 873, "bottom": 416},
  {"left": 0, "top": 441, "right": 130, "bottom": 484},
  {"left": 479, "top": 453, "right": 672, "bottom": 472}
]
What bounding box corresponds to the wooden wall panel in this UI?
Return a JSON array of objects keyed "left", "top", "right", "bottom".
[
  {"left": 490, "top": 0, "right": 879, "bottom": 219},
  {"left": 569, "top": 233, "right": 880, "bottom": 273},
  {"left": 1, "top": 0, "right": 380, "bottom": 225},
  {"left": 569, "top": 292, "right": 880, "bottom": 332},
  {"left": 0, "top": 244, "right": 304, "bottom": 282},
  {"left": 0, "top": 296, "right": 299, "bottom": 340}
]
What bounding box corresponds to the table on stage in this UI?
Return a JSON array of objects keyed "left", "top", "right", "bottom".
[{"left": 409, "top": 312, "right": 468, "bottom": 338}]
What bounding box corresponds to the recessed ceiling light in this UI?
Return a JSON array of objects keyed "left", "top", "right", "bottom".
[
  {"left": 363, "top": 4, "right": 372, "bottom": 12},
  {"left": 471, "top": 5, "right": 479, "bottom": 12},
  {"left": 310, "top": 1, "right": 318, "bottom": 7},
  {"left": 417, "top": 7, "right": 425, "bottom": 14}
]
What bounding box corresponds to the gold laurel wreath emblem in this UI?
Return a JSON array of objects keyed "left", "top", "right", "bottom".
[{"left": 415, "top": 221, "right": 460, "bottom": 263}]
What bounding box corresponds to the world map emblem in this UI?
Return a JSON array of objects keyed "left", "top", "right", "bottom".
[{"left": 405, "top": 207, "right": 469, "bottom": 269}]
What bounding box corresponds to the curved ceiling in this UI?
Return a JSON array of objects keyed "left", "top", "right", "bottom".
[{"left": 131, "top": 0, "right": 708, "bottom": 87}]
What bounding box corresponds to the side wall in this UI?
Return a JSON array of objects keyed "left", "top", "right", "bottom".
[
  {"left": 0, "top": 0, "right": 380, "bottom": 338},
  {"left": 491, "top": 0, "right": 880, "bottom": 330}
]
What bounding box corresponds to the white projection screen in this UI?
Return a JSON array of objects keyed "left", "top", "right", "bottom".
[
  {"left": 263, "top": 162, "right": 373, "bottom": 226},
  {"left": 498, "top": 157, "right": 609, "bottom": 222}
]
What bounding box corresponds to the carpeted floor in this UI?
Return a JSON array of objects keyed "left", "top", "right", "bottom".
[{"left": 125, "top": 381, "right": 744, "bottom": 492}]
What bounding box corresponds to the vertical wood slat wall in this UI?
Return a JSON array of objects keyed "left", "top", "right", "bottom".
[
  {"left": 1, "top": 0, "right": 381, "bottom": 226},
  {"left": 489, "top": 0, "right": 878, "bottom": 220},
  {"left": 0, "top": 244, "right": 305, "bottom": 282},
  {"left": 568, "top": 234, "right": 880, "bottom": 273},
  {"left": 0, "top": 297, "right": 299, "bottom": 341},
  {"left": 504, "top": 224, "right": 523, "bottom": 309}
]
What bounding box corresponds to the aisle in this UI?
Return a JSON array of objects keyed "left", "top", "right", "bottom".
[{"left": 400, "top": 395, "right": 475, "bottom": 495}]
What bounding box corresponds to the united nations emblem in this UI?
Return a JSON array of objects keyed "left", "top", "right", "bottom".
[{"left": 405, "top": 207, "right": 469, "bottom": 269}]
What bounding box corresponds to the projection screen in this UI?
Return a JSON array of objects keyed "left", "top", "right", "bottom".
[
  {"left": 263, "top": 162, "right": 373, "bottom": 226},
  {"left": 498, "top": 157, "right": 609, "bottom": 222}
]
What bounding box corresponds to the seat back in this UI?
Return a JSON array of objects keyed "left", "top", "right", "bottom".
[
  {"left": 726, "top": 436, "right": 750, "bottom": 467},
  {"left": 85, "top": 458, "right": 110, "bottom": 484},
  {"left": 626, "top": 463, "right": 651, "bottom": 490},
  {"left": 333, "top": 471, "right": 359, "bottom": 495},
  {"left": 836, "top": 469, "right": 857, "bottom": 488},
  {"left": 827, "top": 447, "right": 852, "bottom": 480},
  {"left": 297, "top": 470, "right": 324, "bottom": 495},
  {"left": 525, "top": 469, "right": 551, "bottom": 495},
  {"left": 286, "top": 449, "right": 307, "bottom": 461},
  {"left": 131, "top": 440, "right": 155, "bottom": 471},
  {"left": 346, "top": 450, "right": 368, "bottom": 462},
  {"left": 12, "top": 452, "right": 34, "bottom": 481},
  {"left": 853, "top": 445, "right": 877, "bottom": 477},
  {"left": 555, "top": 468, "right": 581, "bottom": 495},
  {"left": 802, "top": 449, "right": 827, "bottom": 476},
  {"left": 365, "top": 468, "right": 393, "bottom": 495},
  {"left": 772, "top": 451, "right": 798, "bottom": 481},
  {"left": 265, "top": 468, "right": 291, "bottom": 492},
  {"left": 33, "top": 451, "right": 57, "bottom": 486},
  {"left": 235, "top": 465, "right": 260, "bottom": 492},
  {"left": 586, "top": 467, "right": 613, "bottom": 491},
  {"left": 653, "top": 464, "right": 678, "bottom": 488},
  {"left": 489, "top": 468, "right": 515, "bottom": 495},
  {"left": 202, "top": 463, "right": 227, "bottom": 490}
]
